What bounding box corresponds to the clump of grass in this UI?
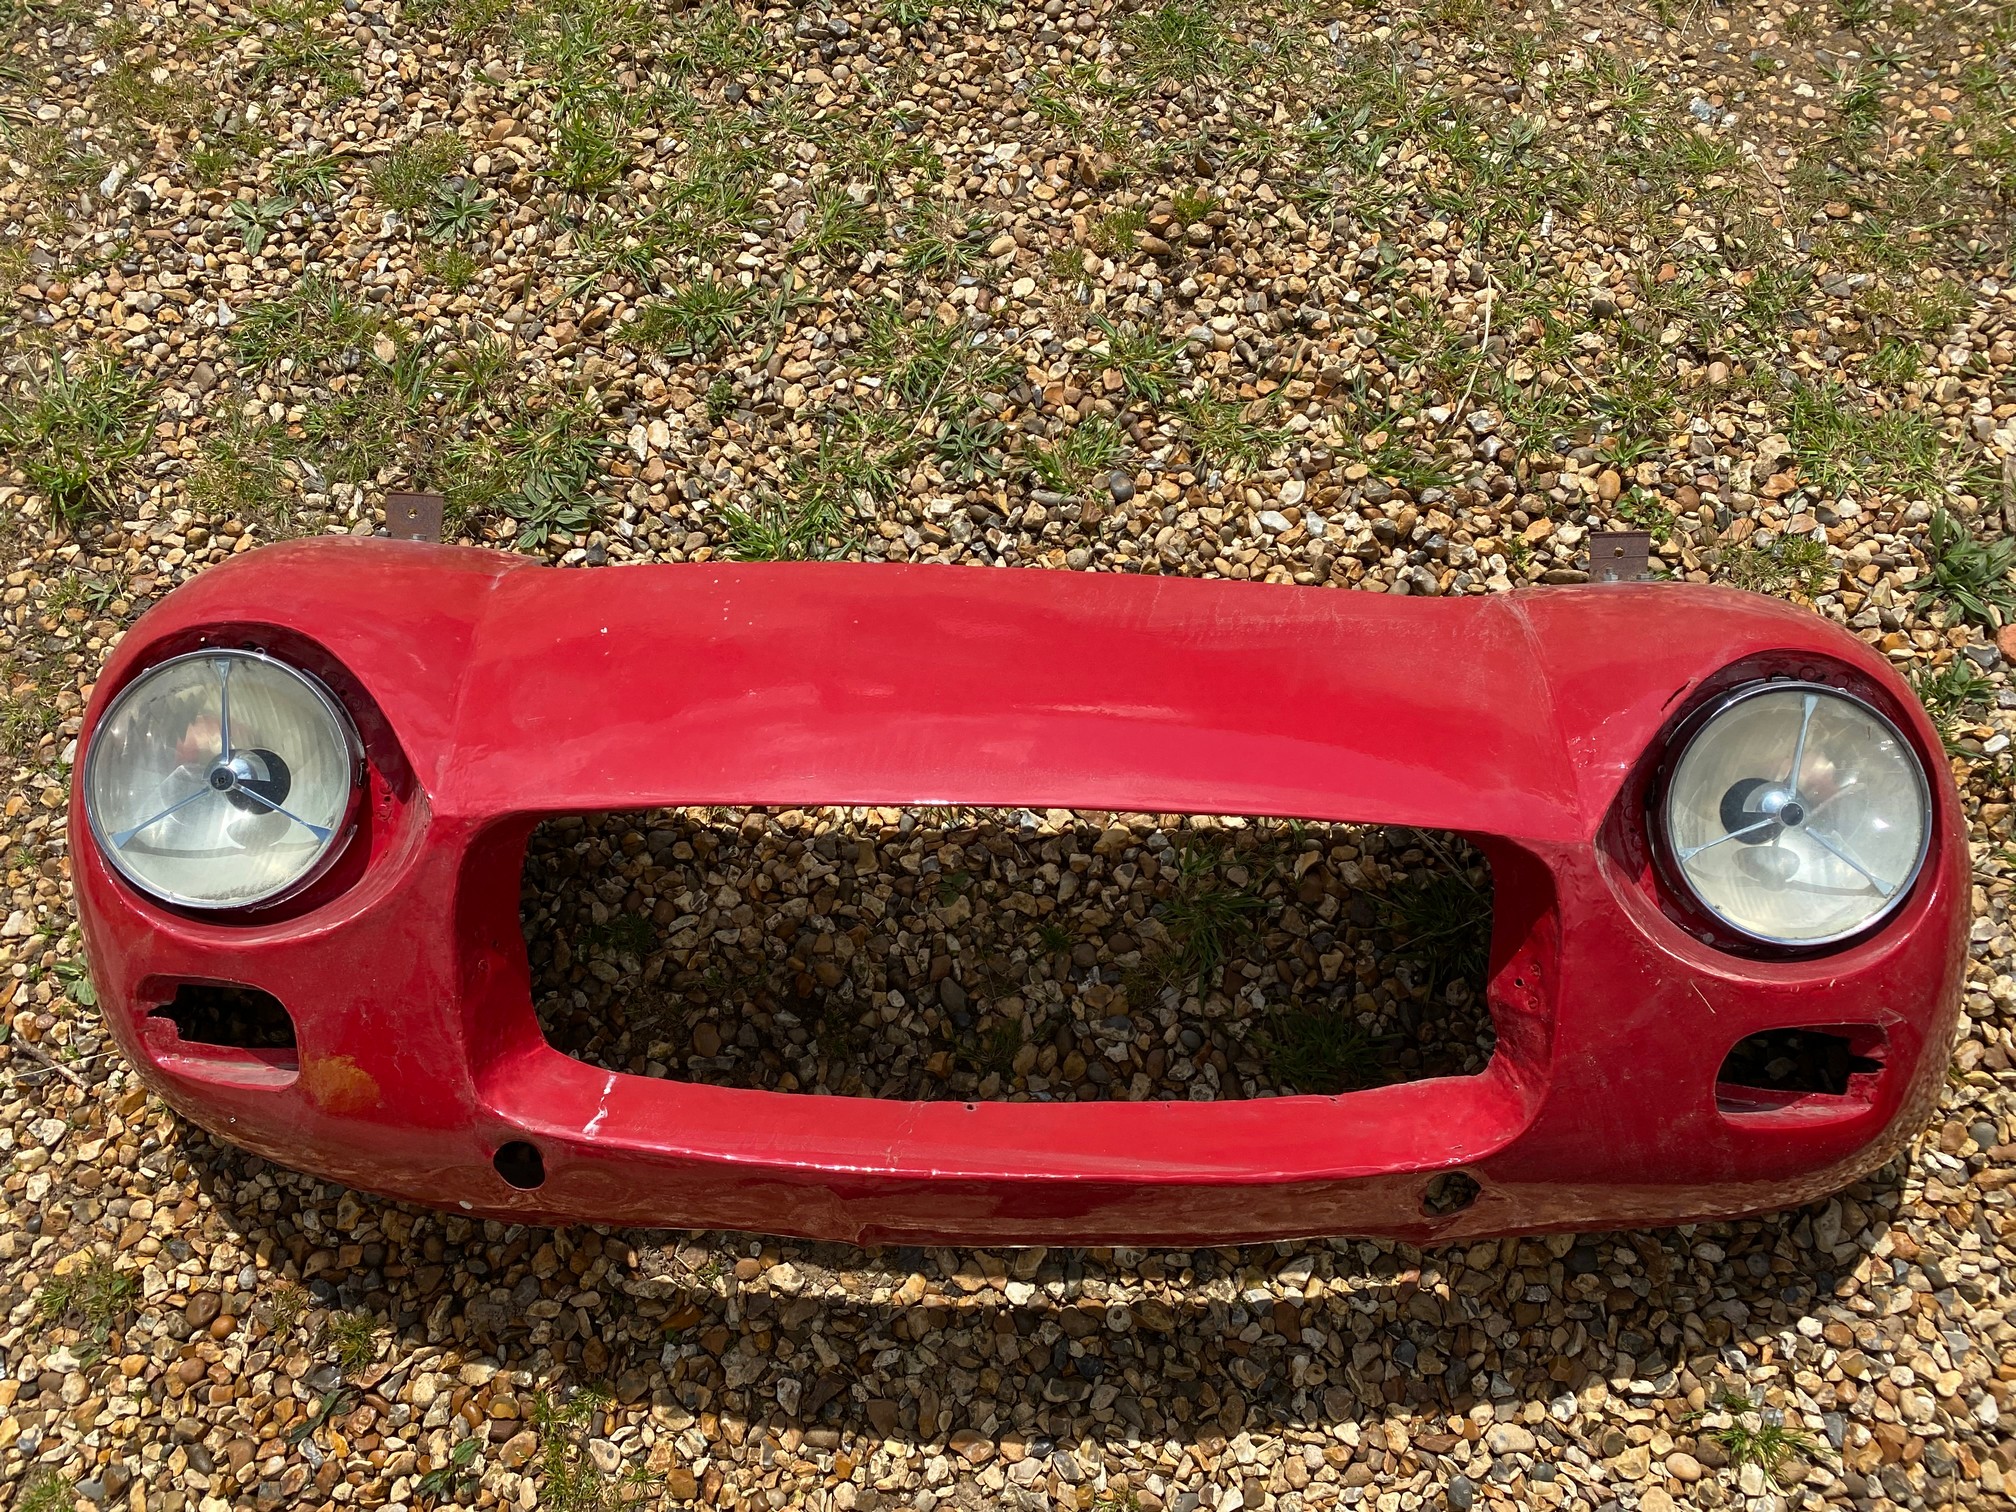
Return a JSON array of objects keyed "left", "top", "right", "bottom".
[
  {"left": 1701, "top": 1393, "right": 1827, "bottom": 1485},
  {"left": 229, "top": 275, "right": 384, "bottom": 370},
  {"left": 1179, "top": 393, "right": 1286, "bottom": 472},
  {"left": 1782, "top": 381, "right": 1947, "bottom": 496},
  {"left": 631, "top": 277, "right": 756, "bottom": 358},
  {"left": 804, "top": 185, "right": 882, "bottom": 262},
  {"left": 38, "top": 1252, "right": 138, "bottom": 1340},
  {"left": 1029, "top": 415, "right": 1125, "bottom": 497},
  {"left": 0, "top": 352, "right": 156, "bottom": 525},
  {"left": 426, "top": 245, "right": 483, "bottom": 291},
  {"left": 1156, "top": 839, "right": 1270, "bottom": 986},
  {"left": 17, "top": 1470, "right": 72, "bottom": 1512},
  {"left": 1376, "top": 858, "right": 1492, "bottom": 999},
  {"left": 1092, "top": 316, "right": 1184, "bottom": 403},
  {"left": 962, "top": 1019, "right": 1023, "bottom": 1079},
  {"left": 1717, "top": 534, "right": 1835, "bottom": 598},
  {"left": 1258, "top": 1011, "right": 1388, "bottom": 1094},
  {"left": 1089, "top": 206, "right": 1149, "bottom": 257},
  {"left": 319, "top": 1309, "right": 380, "bottom": 1375},
  {"left": 531, "top": 1386, "right": 660, "bottom": 1511},
  {"left": 1917, "top": 507, "right": 2016, "bottom": 627},
  {"left": 1121, "top": 1, "right": 1229, "bottom": 85},
  {"left": 550, "top": 86, "right": 634, "bottom": 197},
  {"left": 1912, "top": 657, "right": 1992, "bottom": 755},
  {"left": 262, "top": 1280, "right": 313, "bottom": 1337},
  {"left": 249, "top": 0, "right": 361, "bottom": 96},
  {"left": 900, "top": 199, "right": 990, "bottom": 276},
  {"left": 371, "top": 131, "right": 466, "bottom": 215}
]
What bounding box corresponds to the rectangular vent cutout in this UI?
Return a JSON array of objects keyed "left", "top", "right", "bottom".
[{"left": 1716, "top": 1026, "right": 1883, "bottom": 1112}]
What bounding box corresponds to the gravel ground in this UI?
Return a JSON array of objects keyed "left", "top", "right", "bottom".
[{"left": 3, "top": 0, "right": 2015, "bottom": 1510}]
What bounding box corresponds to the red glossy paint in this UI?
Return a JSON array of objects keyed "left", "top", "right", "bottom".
[{"left": 70, "top": 539, "right": 1967, "bottom": 1244}]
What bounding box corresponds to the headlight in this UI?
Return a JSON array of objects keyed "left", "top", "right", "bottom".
[
  {"left": 1660, "top": 681, "right": 1931, "bottom": 946},
  {"left": 84, "top": 650, "right": 360, "bottom": 910}
]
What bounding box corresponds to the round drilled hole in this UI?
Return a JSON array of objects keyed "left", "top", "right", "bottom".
[
  {"left": 1421, "top": 1170, "right": 1480, "bottom": 1217},
  {"left": 492, "top": 1140, "right": 546, "bottom": 1190}
]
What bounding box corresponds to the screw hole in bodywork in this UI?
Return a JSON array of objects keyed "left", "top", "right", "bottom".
[
  {"left": 1421, "top": 1170, "right": 1480, "bottom": 1217},
  {"left": 493, "top": 1140, "right": 546, "bottom": 1189}
]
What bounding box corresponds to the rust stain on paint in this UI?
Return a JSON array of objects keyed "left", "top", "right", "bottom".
[{"left": 303, "top": 1056, "right": 380, "bottom": 1114}]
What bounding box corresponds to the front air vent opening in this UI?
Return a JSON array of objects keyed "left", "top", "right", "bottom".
[
  {"left": 1715, "top": 1026, "right": 1885, "bottom": 1113},
  {"left": 522, "top": 807, "right": 1498, "bottom": 1104},
  {"left": 150, "top": 983, "right": 297, "bottom": 1050}
]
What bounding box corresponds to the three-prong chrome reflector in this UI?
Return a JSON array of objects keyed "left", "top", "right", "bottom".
[
  {"left": 84, "top": 651, "right": 359, "bottom": 910},
  {"left": 1663, "top": 682, "right": 1931, "bottom": 946}
]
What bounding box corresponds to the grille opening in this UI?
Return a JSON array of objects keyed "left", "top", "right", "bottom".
[
  {"left": 149, "top": 983, "right": 297, "bottom": 1050},
  {"left": 1717, "top": 1027, "right": 1882, "bottom": 1102},
  {"left": 523, "top": 808, "right": 1497, "bottom": 1103}
]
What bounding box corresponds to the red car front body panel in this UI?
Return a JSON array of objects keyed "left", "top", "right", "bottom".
[{"left": 70, "top": 540, "right": 1967, "bottom": 1244}]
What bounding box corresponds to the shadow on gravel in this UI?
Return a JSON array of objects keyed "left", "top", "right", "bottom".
[{"left": 171, "top": 1125, "right": 1916, "bottom": 1491}]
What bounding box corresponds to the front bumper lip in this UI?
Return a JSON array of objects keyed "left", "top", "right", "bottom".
[{"left": 72, "top": 540, "right": 1967, "bottom": 1245}]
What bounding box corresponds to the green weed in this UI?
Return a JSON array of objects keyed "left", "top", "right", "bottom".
[
  {"left": 415, "top": 1437, "right": 484, "bottom": 1506},
  {"left": 1092, "top": 316, "right": 1184, "bottom": 404},
  {"left": 1156, "top": 840, "right": 1270, "bottom": 986},
  {"left": 630, "top": 277, "right": 756, "bottom": 358},
  {"left": 1918, "top": 507, "right": 2016, "bottom": 626},
  {"left": 226, "top": 195, "right": 293, "bottom": 256},
  {"left": 1121, "top": 1, "right": 1229, "bottom": 85},
  {"left": 1028, "top": 415, "right": 1125, "bottom": 497},
  {"left": 37, "top": 1252, "right": 138, "bottom": 1339},
  {"left": 1258, "top": 1010, "right": 1387, "bottom": 1093},
  {"left": 319, "top": 1310, "right": 380, "bottom": 1375},
  {"left": 1912, "top": 657, "right": 1992, "bottom": 754},
  {"left": 0, "top": 352, "right": 156, "bottom": 524}
]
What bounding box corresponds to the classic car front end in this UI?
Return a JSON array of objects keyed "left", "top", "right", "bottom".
[{"left": 69, "top": 538, "right": 1967, "bottom": 1245}]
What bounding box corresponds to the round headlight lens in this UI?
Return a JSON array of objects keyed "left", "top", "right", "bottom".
[
  {"left": 1661, "top": 682, "right": 1930, "bottom": 946},
  {"left": 84, "top": 650, "right": 359, "bottom": 910}
]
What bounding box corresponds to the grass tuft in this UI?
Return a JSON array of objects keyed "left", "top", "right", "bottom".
[
  {"left": 1258, "top": 1010, "right": 1388, "bottom": 1094},
  {"left": 320, "top": 1309, "right": 380, "bottom": 1375},
  {"left": 38, "top": 1252, "right": 138, "bottom": 1339},
  {"left": 0, "top": 353, "right": 156, "bottom": 525}
]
